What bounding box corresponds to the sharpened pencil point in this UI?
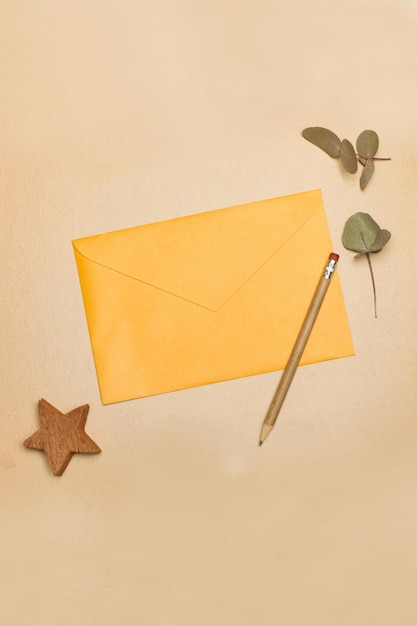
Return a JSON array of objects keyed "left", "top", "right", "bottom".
[{"left": 259, "top": 423, "right": 273, "bottom": 446}]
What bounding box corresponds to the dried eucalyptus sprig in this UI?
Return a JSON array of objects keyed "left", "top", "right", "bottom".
[
  {"left": 342, "top": 212, "right": 391, "bottom": 318},
  {"left": 302, "top": 127, "right": 390, "bottom": 189}
]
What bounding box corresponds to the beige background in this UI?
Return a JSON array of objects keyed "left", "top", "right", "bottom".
[{"left": 1, "top": 1, "right": 417, "bottom": 624}]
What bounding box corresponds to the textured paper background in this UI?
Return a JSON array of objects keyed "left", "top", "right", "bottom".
[{"left": 1, "top": 1, "right": 417, "bottom": 624}]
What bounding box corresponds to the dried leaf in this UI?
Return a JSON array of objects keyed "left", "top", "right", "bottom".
[
  {"left": 340, "top": 138, "right": 358, "bottom": 173},
  {"left": 360, "top": 157, "right": 375, "bottom": 190},
  {"left": 356, "top": 130, "right": 379, "bottom": 159},
  {"left": 342, "top": 212, "right": 391, "bottom": 254},
  {"left": 370, "top": 228, "right": 392, "bottom": 252},
  {"left": 302, "top": 127, "right": 342, "bottom": 158}
]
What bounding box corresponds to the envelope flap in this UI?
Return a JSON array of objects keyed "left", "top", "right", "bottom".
[{"left": 73, "top": 191, "right": 321, "bottom": 311}]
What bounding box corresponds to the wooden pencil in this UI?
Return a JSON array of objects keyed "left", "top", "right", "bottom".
[{"left": 259, "top": 252, "right": 339, "bottom": 445}]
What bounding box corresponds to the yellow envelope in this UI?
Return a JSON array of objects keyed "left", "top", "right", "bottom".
[{"left": 73, "top": 189, "right": 354, "bottom": 404}]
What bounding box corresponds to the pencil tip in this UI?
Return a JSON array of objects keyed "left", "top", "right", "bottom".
[{"left": 259, "top": 423, "right": 273, "bottom": 445}]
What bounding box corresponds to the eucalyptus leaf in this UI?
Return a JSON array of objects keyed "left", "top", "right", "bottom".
[
  {"left": 356, "top": 130, "right": 379, "bottom": 159},
  {"left": 369, "top": 227, "right": 391, "bottom": 252},
  {"left": 342, "top": 212, "right": 391, "bottom": 318},
  {"left": 360, "top": 157, "right": 375, "bottom": 190},
  {"left": 340, "top": 138, "right": 358, "bottom": 173},
  {"left": 302, "top": 127, "right": 342, "bottom": 158},
  {"left": 342, "top": 212, "right": 391, "bottom": 254}
]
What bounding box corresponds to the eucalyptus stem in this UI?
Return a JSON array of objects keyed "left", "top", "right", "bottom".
[
  {"left": 359, "top": 230, "right": 378, "bottom": 319},
  {"left": 365, "top": 252, "right": 378, "bottom": 319},
  {"left": 356, "top": 153, "right": 391, "bottom": 161}
]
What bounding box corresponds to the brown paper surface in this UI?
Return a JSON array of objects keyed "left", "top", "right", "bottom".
[{"left": 2, "top": 1, "right": 417, "bottom": 624}]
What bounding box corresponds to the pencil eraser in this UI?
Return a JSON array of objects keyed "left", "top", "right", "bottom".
[{"left": 329, "top": 253, "right": 339, "bottom": 261}]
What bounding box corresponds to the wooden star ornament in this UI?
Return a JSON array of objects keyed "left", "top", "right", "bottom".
[{"left": 24, "top": 399, "right": 101, "bottom": 476}]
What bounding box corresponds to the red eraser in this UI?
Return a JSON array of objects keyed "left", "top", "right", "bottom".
[{"left": 329, "top": 252, "right": 339, "bottom": 261}]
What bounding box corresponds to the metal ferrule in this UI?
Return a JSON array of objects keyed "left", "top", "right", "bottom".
[{"left": 323, "top": 258, "right": 337, "bottom": 279}]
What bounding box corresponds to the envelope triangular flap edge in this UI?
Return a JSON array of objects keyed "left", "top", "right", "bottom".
[{"left": 72, "top": 190, "right": 322, "bottom": 312}]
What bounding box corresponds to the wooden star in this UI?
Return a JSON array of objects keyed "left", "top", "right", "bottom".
[{"left": 24, "top": 399, "right": 101, "bottom": 476}]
